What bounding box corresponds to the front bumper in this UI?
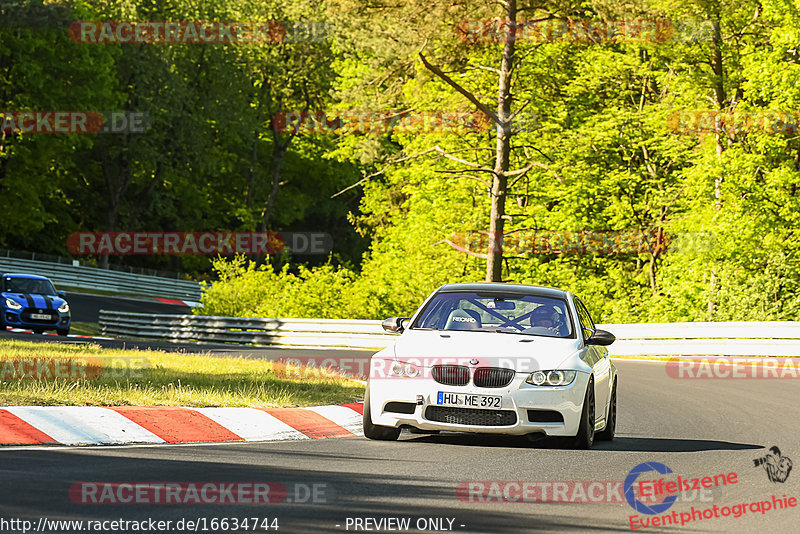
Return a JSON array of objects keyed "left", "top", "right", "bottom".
[
  {"left": 369, "top": 372, "right": 591, "bottom": 437},
  {"left": 2, "top": 307, "right": 70, "bottom": 330}
]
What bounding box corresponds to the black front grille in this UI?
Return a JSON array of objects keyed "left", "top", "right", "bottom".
[
  {"left": 432, "top": 365, "right": 470, "bottom": 386},
  {"left": 424, "top": 406, "right": 517, "bottom": 426},
  {"left": 473, "top": 367, "right": 516, "bottom": 388},
  {"left": 527, "top": 409, "right": 564, "bottom": 423}
]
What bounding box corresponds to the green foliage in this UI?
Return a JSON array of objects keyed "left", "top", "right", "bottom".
[
  {"left": 198, "top": 255, "right": 360, "bottom": 319},
  {"left": 4, "top": 0, "right": 800, "bottom": 323}
]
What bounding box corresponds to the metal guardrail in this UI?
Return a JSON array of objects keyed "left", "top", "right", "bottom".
[
  {"left": 98, "top": 311, "right": 800, "bottom": 356},
  {"left": 597, "top": 322, "right": 800, "bottom": 357},
  {"left": 0, "top": 257, "right": 202, "bottom": 302},
  {"left": 99, "top": 311, "right": 386, "bottom": 348},
  {"left": 0, "top": 248, "right": 185, "bottom": 279}
]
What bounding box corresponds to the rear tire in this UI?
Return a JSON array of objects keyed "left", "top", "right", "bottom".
[
  {"left": 596, "top": 378, "right": 617, "bottom": 441},
  {"left": 57, "top": 328, "right": 70, "bottom": 337},
  {"left": 572, "top": 377, "right": 595, "bottom": 449},
  {"left": 363, "top": 381, "right": 401, "bottom": 441}
]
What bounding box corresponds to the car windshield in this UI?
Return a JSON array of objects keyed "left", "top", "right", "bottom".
[
  {"left": 3, "top": 277, "right": 57, "bottom": 295},
  {"left": 411, "top": 291, "right": 574, "bottom": 338}
]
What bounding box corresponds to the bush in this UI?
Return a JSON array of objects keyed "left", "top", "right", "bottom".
[{"left": 197, "top": 256, "right": 360, "bottom": 319}]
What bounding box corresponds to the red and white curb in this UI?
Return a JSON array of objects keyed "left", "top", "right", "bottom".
[{"left": 0, "top": 403, "right": 364, "bottom": 446}]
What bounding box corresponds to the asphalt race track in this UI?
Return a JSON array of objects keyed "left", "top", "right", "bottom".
[
  {"left": 1, "top": 360, "right": 797, "bottom": 533},
  {"left": 65, "top": 292, "right": 191, "bottom": 323}
]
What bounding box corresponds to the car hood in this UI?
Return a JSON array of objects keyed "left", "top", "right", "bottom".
[
  {"left": 387, "top": 329, "right": 583, "bottom": 372},
  {"left": 2, "top": 292, "right": 67, "bottom": 310}
]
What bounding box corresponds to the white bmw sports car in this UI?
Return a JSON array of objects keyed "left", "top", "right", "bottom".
[{"left": 363, "top": 283, "right": 617, "bottom": 449}]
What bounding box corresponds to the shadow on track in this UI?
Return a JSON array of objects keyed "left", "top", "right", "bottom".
[
  {"left": 401, "top": 432, "right": 762, "bottom": 453},
  {"left": 593, "top": 436, "right": 762, "bottom": 453},
  {"left": 0, "top": 447, "right": 624, "bottom": 533}
]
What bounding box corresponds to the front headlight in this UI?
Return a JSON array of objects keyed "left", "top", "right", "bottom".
[
  {"left": 389, "top": 360, "right": 419, "bottom": 378},
  {"left": 58, "top": 302, "right": 70, "bottom": 313},
  {"left": 404, "top": 362, "right": 420, "bottom": 377},
  {"left": 526, "top": 370, "right": 577, "bottom": 386},
  {"left": 4, "top": 298, "right": 22, "bottom": 310}
]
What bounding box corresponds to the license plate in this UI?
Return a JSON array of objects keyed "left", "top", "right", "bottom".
[
  {"left": 437, "top": 392, "right": 501, "bottom": 409},
  {"left": 30, "top": 313, "right": 51, "bottom": 320}
]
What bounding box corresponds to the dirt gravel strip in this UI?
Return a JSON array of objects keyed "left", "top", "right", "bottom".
[{"left": 0, "top": 402, "right": 364, "bottom": 446}]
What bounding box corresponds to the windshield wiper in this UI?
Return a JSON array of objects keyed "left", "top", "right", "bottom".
[{"left": 493, "top": 329, "right": 527, "bottom": 335}]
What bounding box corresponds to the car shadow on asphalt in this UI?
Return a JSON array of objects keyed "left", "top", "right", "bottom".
[
  {"left": 592, "top": 436, "right": 763, "bottom": 453},
  {"left": 401, "top": 433, "right": 763, "bottom": 452}
]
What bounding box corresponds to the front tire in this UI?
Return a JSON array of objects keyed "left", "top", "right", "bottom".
[
  {"left": 57, "top": 328, "right": 70, "bottom": 337},
  {"left": 596, "top": 378, "right": 617, "bottom": 441},
  {"left": 572, "top": 376, "right": 595, "bottom": 449},
  {"left": 363, "top": 381, "right": 401, "bottom": 441}
]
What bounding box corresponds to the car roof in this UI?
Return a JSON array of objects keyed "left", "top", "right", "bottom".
[
  {"left": 1, "top": 273, "right": 52, "bottom": 281},
  {"left": 434, "top": 282, "right": 571, "bottom": 299}
]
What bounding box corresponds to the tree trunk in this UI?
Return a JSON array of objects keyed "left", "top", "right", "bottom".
[
  {"left": 246, "top": 79, "right": 270, "bottom": 210},
  {"left": 259, "top": 127, "right": 288, "bottom": 231},
  {"left": 485, "top": 0, "right": 517, "bottom": 282},
  {"left": 98, "top": 139, "right": 130, "bottom": 270},
  {"left": 711, "top": 19, "right": 726, "bottom": 209},
  {"left": 708, "top": 17, "right": 726, "bottom": 319},
  {"left": 246, "top": 126, "right": 260, "bottom": 210}
]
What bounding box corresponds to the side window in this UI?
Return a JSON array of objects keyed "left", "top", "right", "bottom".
[{"left": 574, "top": 299, "right": 595, "bottom": 340}]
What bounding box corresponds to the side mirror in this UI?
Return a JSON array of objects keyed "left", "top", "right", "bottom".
[
  {"left": 586, "top": 329, "right": 615, "bottom": 346},
  {"left": 382, "top": 317, "right": 410, "bottom": 334},
  {"left": 58, "top": 290, "right": 66, "bottom": 298}
]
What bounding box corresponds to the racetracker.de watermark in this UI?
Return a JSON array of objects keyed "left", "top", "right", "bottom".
[
  {"left": 70, "top": 482, "right": 327, "bottom": 505},
  {"left": 370, "top": 357, "right": 547, "bottom": 381},
  {"left": 667, "top": 110, "right": 800, "bottom": 135},
  {"left": 273, "top": 356, "right": 548, "bottom": 381},
  {"left": 273, "top": 356, "right": 371, "bottom": 380},
  {"left": 456, "top": 19, "right": 713, "bottom": 44},
  {"left": 444, "top": 230, "right": 668, "bottom": 257},
  {"left": 66, "top": 232, "right": 332, "bottom": 255},
  {"left": 0, "top": 356, "right": 150, "bottom": 380},
  {"left": 666, "top": 357, "right": 800, "bottom": 379},
  {"left": 1, "top": 111, "right": 149, "bottom": 134},
  {"left": 272, "top": 110, "right": 499, "bottom": 135},
  {"left": 69, "top": 21, "right": 330, "bottom": 44},
  {"left": 457, "top": 480, "right": 718, "bottom": 504}
]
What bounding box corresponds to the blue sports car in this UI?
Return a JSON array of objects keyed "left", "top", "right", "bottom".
[{"left": 1, "top": 273, "right": 71, "bottom": 335}]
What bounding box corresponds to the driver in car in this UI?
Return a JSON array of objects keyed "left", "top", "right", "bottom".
[
  {"left": 532, "top": 306, "right": 555, "bottom": 327},
  {"left": 529, "top": 306, "right": 563, "bottom": 335}
]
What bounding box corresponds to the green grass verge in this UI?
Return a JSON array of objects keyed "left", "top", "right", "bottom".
[
  {"left": 0, "top": 339, "right": 364, "bottom": 407},
  {"left": 69, "top": 322, "right": 100, "bottom": 336}
]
